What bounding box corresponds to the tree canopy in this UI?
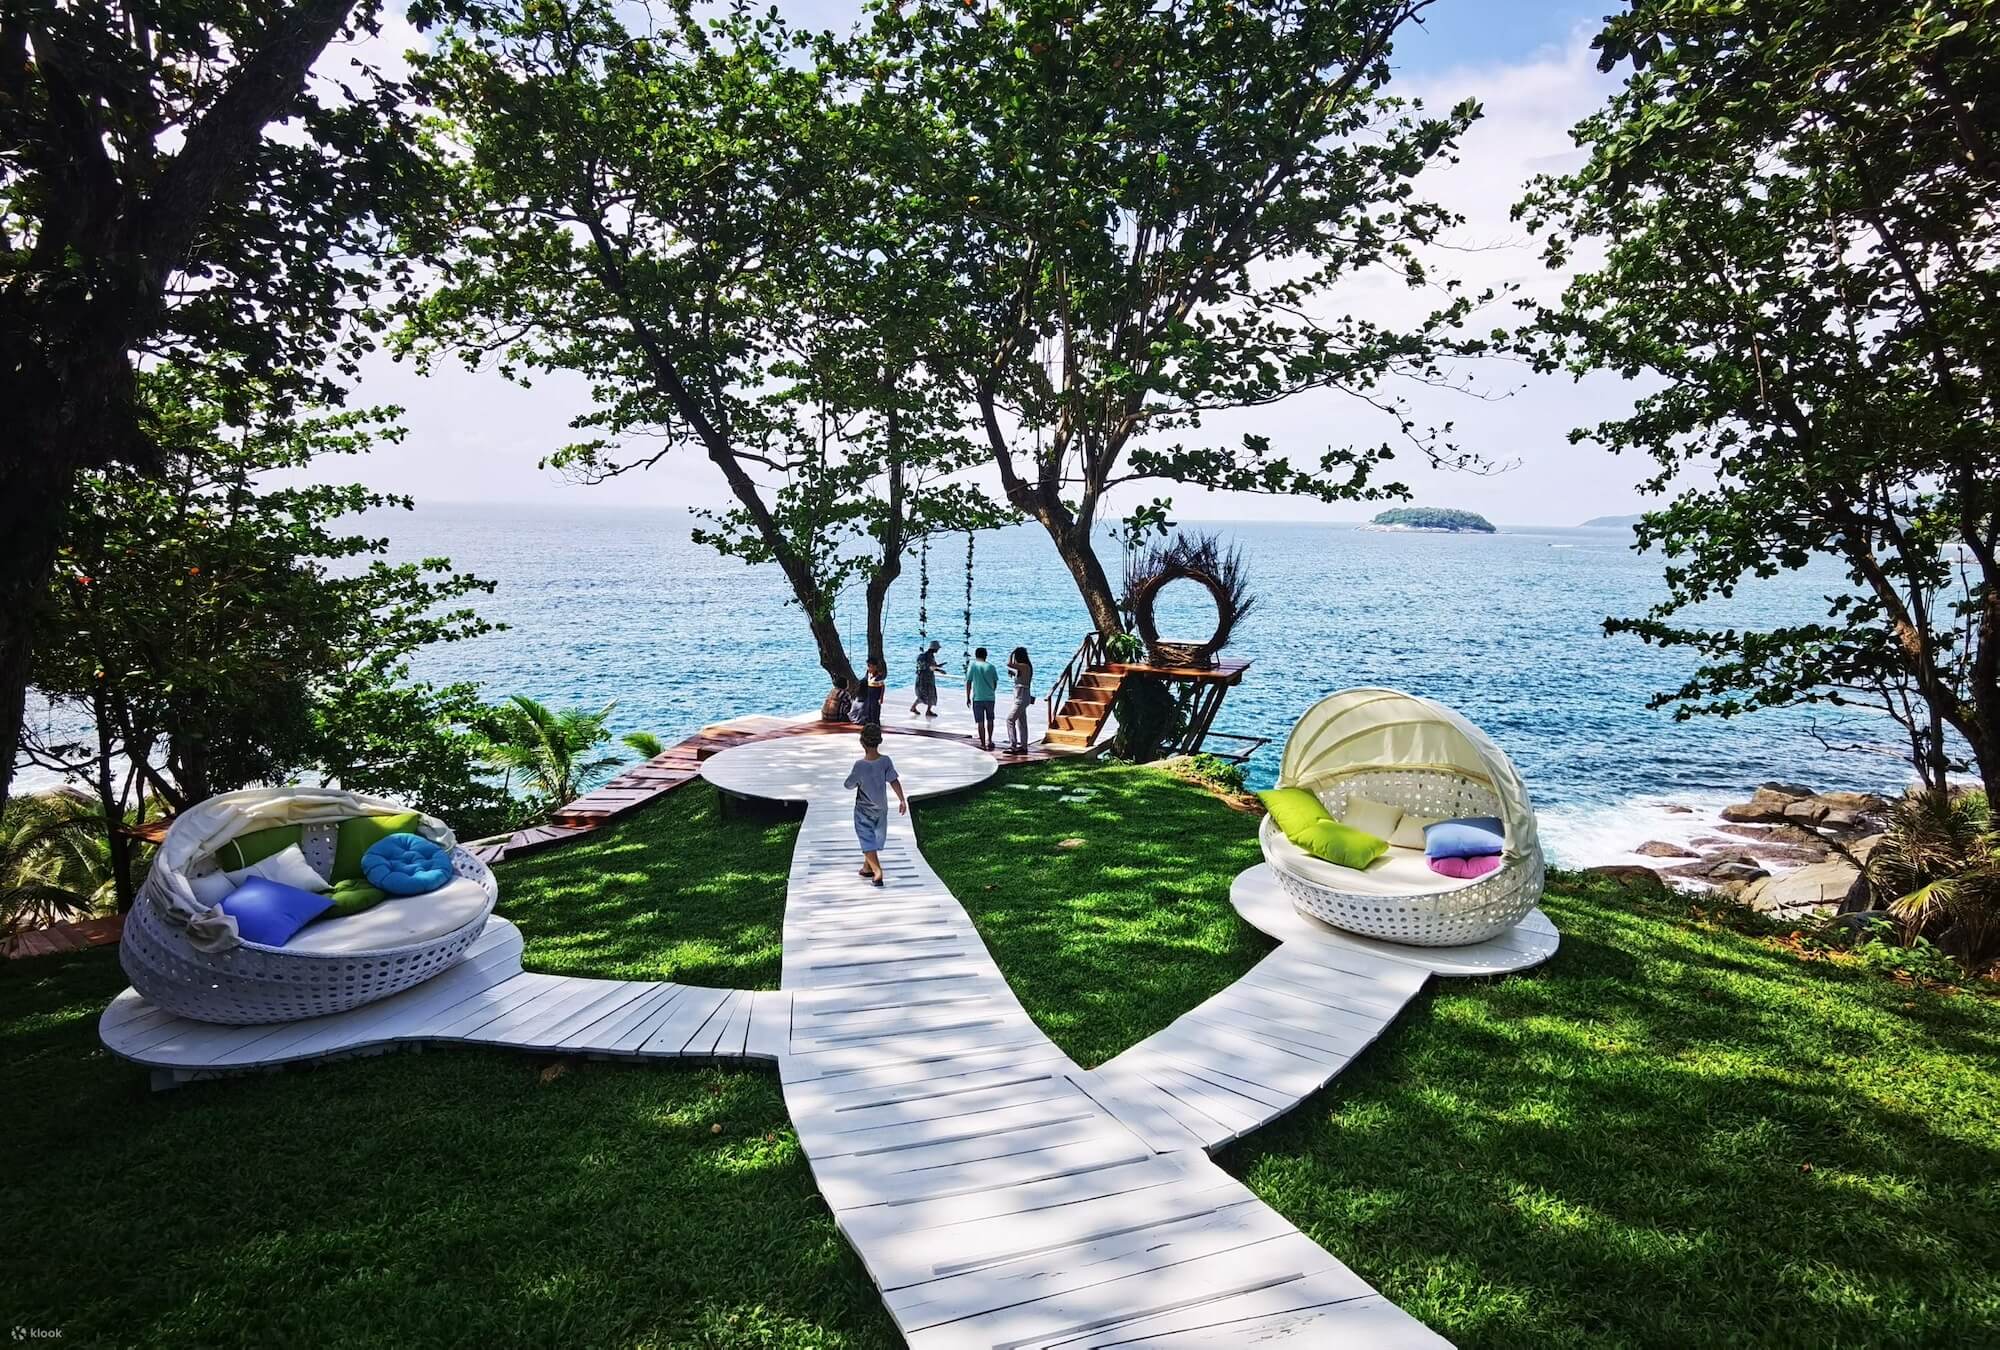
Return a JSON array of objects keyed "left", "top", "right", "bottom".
[
  {"left": 1520, "top": 0, "right": 2000, "bottom": 801},
  {"left": 854, "top": 0, "right": 1491, "bottom": 633},
  {"left": 0, "top": 0, "right": 423, "bottom": 813},
  {"left": 402, "top": 0, "right": 1006, "bottom": 704}
]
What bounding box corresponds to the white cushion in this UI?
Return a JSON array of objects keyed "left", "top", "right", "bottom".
[
  {"left": 1388, "top": 812, "right": 1440, "bottom": 851},
  {"left": 189, "top": 869, "right": 237, "bottom": 907},
  {"left": 1262, "top": 816, "right": 1488, "bottom": 897},
  {"left": 1339, "top": 795, "right": 1404, "bottom": 841},
  {"left": 283, "top": 876, "right": 490, "bottom": 955},
  {"left": 225, "top": 843, "right": 328, "bottom": 894}
]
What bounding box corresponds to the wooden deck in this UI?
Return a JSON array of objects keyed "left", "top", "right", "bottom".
[
  {"left": 3, "top": 913, "right": 124, "bottom": 960},
  {"left": 469, "top": 713, "right": 1073, "bottom": 867}
]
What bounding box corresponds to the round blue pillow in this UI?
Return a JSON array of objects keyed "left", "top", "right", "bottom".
[{"left": 360, "top": 833, "right": 454, "bottom": 896}]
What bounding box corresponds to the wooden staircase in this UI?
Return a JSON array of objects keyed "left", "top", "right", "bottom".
[{"left": 1043, "top": 666, "right": 1123, "bottom": 749}]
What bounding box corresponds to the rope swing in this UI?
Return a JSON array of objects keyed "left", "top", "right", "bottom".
[
  {"left": 962, "top": 530, "right": 975, "bottom": 675},
  {"left": 917, "top": 532, "right": 930, "bottom": 645}
]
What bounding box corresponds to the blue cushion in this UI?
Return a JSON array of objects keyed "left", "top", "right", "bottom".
[
  {"left": 361, "top": 833, "right": 454, "bottom": 897},
  {"left": 1425, "top": 816, "right": 1506, "bottom": 860},
  {"left": 220, "top": 877, "right": 333, "bottom": 947}
]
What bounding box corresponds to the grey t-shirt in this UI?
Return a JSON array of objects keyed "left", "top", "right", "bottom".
[{"left": 844, "top": 755, "right": 900, "bottom": 810}]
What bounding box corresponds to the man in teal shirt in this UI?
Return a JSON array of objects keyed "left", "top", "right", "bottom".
[{"left": 964, "top": 647, "right": 1000, "bottom": 750}]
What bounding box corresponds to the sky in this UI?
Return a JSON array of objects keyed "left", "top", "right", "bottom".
[{"left": 316, "top": 0, "right": 1649, "bottom": 527}]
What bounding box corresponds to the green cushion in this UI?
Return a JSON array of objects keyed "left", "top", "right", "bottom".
[
  {"left": 323, "top": 878, "right": 390, "bottom": 918},
  {"left": 215, "top": 824, "right": 304, "bottom": 874},
  {"left": 1293, "top": 818, "right": 1390, "bottom": 871},
  {"left": 1257, "top": 788, "right": 1330, "bottom": 842},
  {"left": 332, "top": 812, "right": 424, "bottom": 882}
]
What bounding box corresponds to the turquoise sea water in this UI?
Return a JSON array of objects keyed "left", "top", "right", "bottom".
[
  {"left": 20, "top": 500, "right": 1906, "bottom": 864},
  {"left": 350, "top": 502, "right": 1905, "bottom": 864}
]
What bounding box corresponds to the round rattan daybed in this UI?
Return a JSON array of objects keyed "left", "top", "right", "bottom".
[
  {"left": 120, "top": 787, "right": 498, "bottom": 1025},
  {"left": 1262, "top": 688, "right": 1544, "bottom": 947}
]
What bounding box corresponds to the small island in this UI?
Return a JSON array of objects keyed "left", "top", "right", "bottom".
[
  {"left": 1368, "top": 506, "right": 1497, "bottom": 534},
  {"left": 1581, "top": 513, "right": 1643, "bottom": 528}
]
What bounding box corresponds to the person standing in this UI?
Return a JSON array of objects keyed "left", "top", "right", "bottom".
[
  {"left": 964, "top": 646, "right": 1000, "bottom": 751},
  {"left": 843, "top": 722, "right": 907, "bottom": 887},
  {"left": 1005, "top": 646, "right": 1034, "bottom": 753},
  {"left": 854, "top": 656, "right": 887, "bottom": 726},
  {"left": 910, "top": 640, "right": 943, "bottom": 717}
]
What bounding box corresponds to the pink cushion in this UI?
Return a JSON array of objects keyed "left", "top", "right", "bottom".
[{"left": 1429, "top": 854, "right": 1502, "bottom": 880}]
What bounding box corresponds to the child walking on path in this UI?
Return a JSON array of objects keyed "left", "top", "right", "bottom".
[{"left": 843, "top": 723, "right": 908, "bottom": 886}]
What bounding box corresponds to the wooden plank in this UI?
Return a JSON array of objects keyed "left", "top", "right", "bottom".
[
  {"left": 901, "top": 1230, "right": 1354, "bottom": 1350},
  {"left": 811, "top": 1131, "right": 1154, "bottom": 1213},
  {"left": 745, "top": 990, "right": 792, "bottom": 1060},
  {"left": 887, "top": 1198, "right": 1300, "bottom": 1332},
  {"left": 637, "top": 985, "right": 733, "bottom": 1056}
]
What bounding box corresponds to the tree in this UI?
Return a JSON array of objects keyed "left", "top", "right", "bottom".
[
  {"left": 474, "top": 695, "right": 623, "bottom": 810},
  {"left": 0, "top": 789, "right": 131, "bottom": 942},
  {"left": 0, "top": 0, "right": 420, "bottom": 816},
  {"left": 23, "top": 372, "right": 498, "bottom": 905},
  {"left": 1517, "top": 1, "right": 2000, "bottom": 803},
  {"left": 403, "top": 0, "right": 1004, "bottom": 709},
  {"left": 859, "top": 0, "right": 1490, "bottom": 635}
]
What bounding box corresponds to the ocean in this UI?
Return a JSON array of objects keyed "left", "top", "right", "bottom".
[{"left": 22, "top": 501, "right": 1913, "bottom": 867}]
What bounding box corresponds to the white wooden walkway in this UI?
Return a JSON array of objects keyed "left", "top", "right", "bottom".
[
  {"left": 101, "top": 731, "right": 1558, "bottom": 1345},
  {"left": 100, "top": 919, "right": 792, "bottom": 1089},
  {"left": 743, "top": 736, "right": 1452, "bottom": 1348}
]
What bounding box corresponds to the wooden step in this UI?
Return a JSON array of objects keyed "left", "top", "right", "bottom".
[
  {"left": 1052, "top": 713, "right": 1106, "bottom": 733},
  {"left": 1044, "top": 727, "right": 1097, "bottom": 748}
]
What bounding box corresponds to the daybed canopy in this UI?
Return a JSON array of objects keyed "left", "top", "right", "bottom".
[{"left": 1278, "top": 687, "right": 1539, "bottom": 862}]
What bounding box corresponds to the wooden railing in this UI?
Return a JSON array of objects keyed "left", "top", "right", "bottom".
[{"left": 1044, "top": 630, "right": 1108, "bottom": 727}]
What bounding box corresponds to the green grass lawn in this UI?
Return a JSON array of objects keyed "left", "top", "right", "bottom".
[{"left": 4, "top": 762, "right": 1997, "bottom": 1347}]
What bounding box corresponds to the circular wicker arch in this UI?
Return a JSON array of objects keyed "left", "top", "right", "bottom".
[
  {"left": 1130, "top": 565, "right": 1231, "bottom": 668},
  {"left": 1123, "top": 533, "right": 1253, "bottom": 669}
]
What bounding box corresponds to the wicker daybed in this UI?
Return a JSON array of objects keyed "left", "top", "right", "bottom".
[
  {"left": 1262, "top": 688, "right": 1544, "bottom": 946},
  {"left": 120, "top": 787, "right": 498, "bottom": 1025}
]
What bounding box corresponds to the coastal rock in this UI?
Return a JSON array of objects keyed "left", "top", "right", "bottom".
[
  {"left": 1721, "top": 785, "right": 1809, "bottom": 823},
  {"left": 1717, "top": 822, "right": 1823, "bottom": 847},
  {"left": 1739, "top": 859, "right": 1863, "bottom": 916},
  {"left": 1663, "top": 804, "right": 1694, "bottom": 815},
  {"left": 1762, "top": 781, "right": 1820, "bottom": 799},
  {"left": 1584, "top": 864, "right": 1667, "bottom": 896},
  {"left": 1665, "top": 852, "right": 1770, "bottom": 884},
  {"left": 1818, "top": 790, "right": 1892, "bottom": 814},
  {"left": 1635, "top": 840, "right": 1699, "bottom": 858},
  {"left": 1847, "top": 833, "right": 1886, "bottom": 865},
  {"left": 1719, "top": 784, "right": 1891, "bottom": 831}
]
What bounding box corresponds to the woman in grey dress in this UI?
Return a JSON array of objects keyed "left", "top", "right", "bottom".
[
  {"left": 910, "top": 640, "right": 943, "bottom": 716},
  {"left": 1005, "top": 646, "right": 1033, "bottom": 753}
]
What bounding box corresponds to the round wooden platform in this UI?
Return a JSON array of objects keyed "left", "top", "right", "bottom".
[
  {"left": 1231, "top": 863, "right": 1560, "bottom": 976},
  {"left": 698, "top": 730, "right": 998, "bottom": 804}
]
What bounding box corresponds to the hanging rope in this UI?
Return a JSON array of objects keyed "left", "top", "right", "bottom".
[
  {"left": 917, "top": 533, "right": 930, "bottom": 645},
  {"left": 962, "top": 530, "right": 975, "bottom": 674}
]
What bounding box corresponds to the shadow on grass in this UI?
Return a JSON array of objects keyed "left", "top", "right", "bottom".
[
  {"left": 497, "top": 784, "right": 795, "bottom": 988},
  {"left": 1221, "top": 873, "right": 2000, "bottom": 1349},
  {"left": 0, "top": 949, "right": 896, "bottom": 1349}
]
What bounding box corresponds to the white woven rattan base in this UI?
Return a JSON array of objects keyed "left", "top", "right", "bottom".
[
  {"left": 1269, "top": 769, "right": 1545, "bottom": 947},
  {"left": 120, "top": 845, "right": 498, "bottom": 1024}
]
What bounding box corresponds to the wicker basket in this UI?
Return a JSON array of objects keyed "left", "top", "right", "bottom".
[
  {"left": 120, "top": 791, "right": 498, "bottom": 1025},
  {"left": 1263, "top": 768, "right": 1544, "bottom": 946}
]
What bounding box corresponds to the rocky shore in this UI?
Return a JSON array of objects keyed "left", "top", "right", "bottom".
[{"left": 1589, "top": 782, "right": 1895, "bottom": 920}]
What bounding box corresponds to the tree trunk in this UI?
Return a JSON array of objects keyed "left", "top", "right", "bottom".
[
  {"left": 1037, "top": 513, "right": 1123, "bottom": 637},
  {"left": 0, "top": 446, "right": 80, "bottom": 821}
]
